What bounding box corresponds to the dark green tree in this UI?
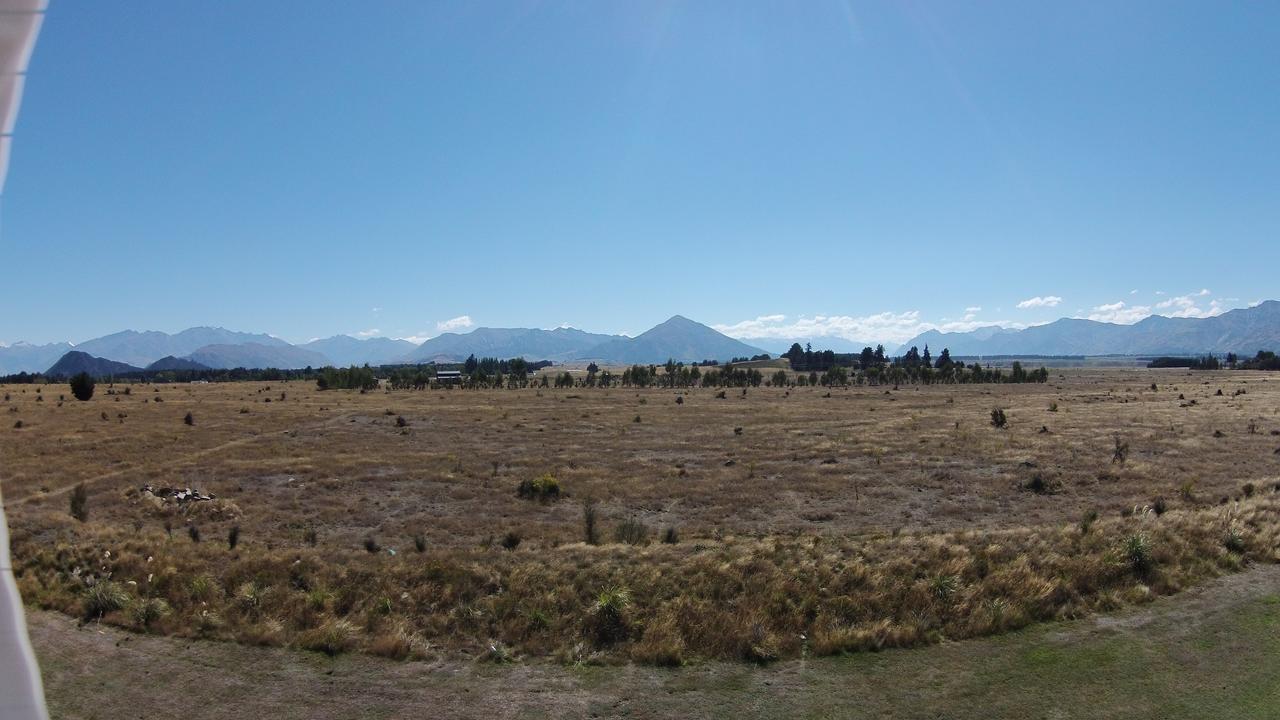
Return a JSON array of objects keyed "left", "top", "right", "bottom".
[{"left": 69, "top": 372, "right": 95, "bottom": 401}]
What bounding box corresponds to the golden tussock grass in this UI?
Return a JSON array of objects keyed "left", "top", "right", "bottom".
[{"left": 3, "top": 370, "right": 1279, "bottom": 663}]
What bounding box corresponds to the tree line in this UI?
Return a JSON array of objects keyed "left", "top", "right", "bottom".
[{"left": 1146, "top": 351, "right": 1280, "bottom": 371}]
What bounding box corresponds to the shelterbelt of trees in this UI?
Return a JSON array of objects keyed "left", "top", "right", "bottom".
[
  {"left": 1148, "top": 350, "right": 1280, "bottom": 371},
  {"left": 25, "top": 346, "right": 1280, "bottom": 393},
  {"left": 596, "top": 355, "right": 1049, "bottom": 390}
]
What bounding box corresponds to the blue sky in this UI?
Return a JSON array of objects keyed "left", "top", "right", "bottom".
[{"left": 2, "top": 1, "right": 1277, "bottom": 346}]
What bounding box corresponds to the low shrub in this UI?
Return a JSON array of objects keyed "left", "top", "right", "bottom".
[
  {"left": 1022, "top": 475, "right": 1060, "bottom": 495},
  {"left": 69, "top": 482, "right": 89, "bottom": 522},
  {"left": 517, "top": 473, "right": 561, "bottom": 501},
  {"left": 614, "top": 518, "right": 649, "bottom": 545},
  {"left": 583, "top": 501, "right": 600, "bottom": 545}
]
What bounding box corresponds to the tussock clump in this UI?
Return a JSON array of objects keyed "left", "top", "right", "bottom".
[
  {"left": 742, "top": 622, "right": 781, "bottom": 664},
  {"left": 369, "top": 622, "right": 423, "bottom": 660},
  {"left": 1079, "top": 509, "right": 1099, "bottom": 534},
  {"left": 990, "top": 408, "right": 1007, "bottom": 428},
  {"left": 811, "top": 620, "right": 922, "bottom": 656},
  {"left": 83, "top": 581, "right": 131, "bottom": 620},
  {"left": 930, "top": 574, "right": 959, "bottom": 602},
  {"left": 301, "top": 619, "right": 358, "bottom": 656},
  {"left": 1224, "top": 525, "right": 1247, "bottom": 554},
  {"left": 1112, "top": 436, "right": 1130, "bottom": 464},
  {"left": 480, "top": 641, "right": 515, "bottom": 664},
  {"left": 631, "top": 622, "right": 685, "bottom": 666},
  {"left": 1123, "top": 533, "right": 1153, "bottom": 575},
  {"left": 131, "top": 597, "right": 170, "bottom": 629},
  {"left": 1022, "top": 475, "right": 1060, "bottom": 495},
  {"left": 589, "top": 587, "right": 631, "bottom": 645}
]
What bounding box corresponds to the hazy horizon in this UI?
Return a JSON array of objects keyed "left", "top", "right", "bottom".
[{"left": 3, "top": 299, "right": 1278, "bottom": 354}]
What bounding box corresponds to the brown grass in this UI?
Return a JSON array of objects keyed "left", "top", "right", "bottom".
[{"left": 3, "top": 369, "right": 1279, "bottom": 663}]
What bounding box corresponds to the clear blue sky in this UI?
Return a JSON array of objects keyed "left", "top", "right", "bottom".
[{"left": 3, "top": 1, "right": 1277, "bottom": 346}]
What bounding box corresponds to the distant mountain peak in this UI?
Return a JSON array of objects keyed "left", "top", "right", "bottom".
[
  {"left": 894, "top": 300, "right": 1280, "bottom": 356},
  {"left": 45, "top": 351, "right": 143, "bottom": 378},
  {"left": 576, "top": 316, "right": 767, "bottom": 363}
]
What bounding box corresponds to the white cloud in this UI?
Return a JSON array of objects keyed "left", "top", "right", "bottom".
[
  {"left": 397, "top": 334, "right": 431, "bottom": 344},
  {"left": 1016, "top": 295, "right": 1063, "bottom": 309},
  {"left": 964, "top": 306, "right": 982, "bottom": 314},
  {"left": 436, "top": 315, "right": 474, "bottom": 333},
  {"left": 1086, "top": 301, "right": 1152, "bottom": 324},
  {"left": 371, "top": 307, "right": 382, "bottom": 313},
  {"left": 1084, "top": 290, "right": 1224, "bottom": 324},
  {"left": 1154, "top": 291, "right": 1223, "bottom": 318},
  {"left": 355, "top": 328, "right": 380, "bottom": 338},
  {"left": 714, "top": 311, "right": 1025, "bottom": 347},
  {"left": 1129, "top": 289, "right": 1138, "bottom": 295}
]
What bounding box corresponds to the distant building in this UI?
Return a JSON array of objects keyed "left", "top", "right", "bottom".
[{"left": 435, "top": 370, "right": 463, "bottom": 384}]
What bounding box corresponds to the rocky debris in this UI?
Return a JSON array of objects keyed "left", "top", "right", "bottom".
[{"left": 140, "top": 484, "right": 215, "bottom": 507}]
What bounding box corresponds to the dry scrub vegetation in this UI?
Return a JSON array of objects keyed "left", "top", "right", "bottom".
[{"left": 3, "top": 369, "right": 1279, "bottom": 665}]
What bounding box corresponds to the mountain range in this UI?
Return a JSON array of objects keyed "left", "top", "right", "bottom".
[
  {"left": 739, "top": 336, "right": 874, "bottom": 356},
  {"left": 73, "top": 327, "right": 291, "bottom": 367},
  {"left": 895, "top": 301, "right": 1280, "bottom": 357},
  {"left": 301, "top": 336, "right": 418, "bottom": 366},
  {"left": 3, "top": 316, "right": 769, "bottom": 374},
  {"left": 405, "top": 327, "right": 623, "bottom": 363},
  {"left": 8, "top": 302, "right": 1280, "bottom": 375}
]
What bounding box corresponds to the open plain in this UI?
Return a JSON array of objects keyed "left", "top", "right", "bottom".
[{"left": 4, "top": 368, "right": 1280, "bottom": 711}]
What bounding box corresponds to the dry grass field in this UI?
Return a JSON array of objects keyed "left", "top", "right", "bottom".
[
  {"left": 3, "top": 369, "right": 1280, "bottom": 667},
  {"left": 28, "top": 566, "right": 1280, "bottom": 719}
]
